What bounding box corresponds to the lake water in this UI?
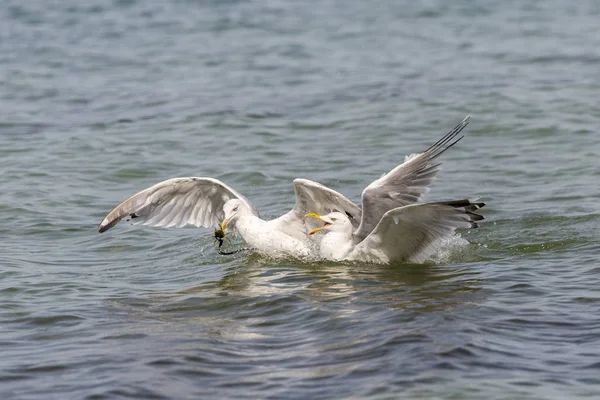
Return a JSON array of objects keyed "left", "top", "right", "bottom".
[{"left": 1, "top": 0, "right": 599, "bottom": 398}]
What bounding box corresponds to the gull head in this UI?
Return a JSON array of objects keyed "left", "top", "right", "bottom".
[
  {"left": 305, "top": 211, "right": 352, "bottom": 236},
  {"left": 221, "top": 199, "right": 250, "bottom": 230}
]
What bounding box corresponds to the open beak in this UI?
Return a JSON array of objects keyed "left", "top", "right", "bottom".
[{"left": 305, "top": 213, "right": 331, "bottom": 236}]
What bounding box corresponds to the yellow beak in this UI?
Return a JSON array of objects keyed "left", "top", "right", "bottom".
[
  {"left": 221, "top": 218, "right": 231, "bottom": 230},
  {"left": 305, "top": 213, "right": 326, "bottom": 236},
  {"left": 308, "top": 227, "right": 324, "bottom": 236},
  {"left": 305, "top": 212, "right": 324, "bottom": 222}
]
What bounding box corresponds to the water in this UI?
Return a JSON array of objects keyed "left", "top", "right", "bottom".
[{"left": 1, "top": 0, "right": 599, "bottom": 398}]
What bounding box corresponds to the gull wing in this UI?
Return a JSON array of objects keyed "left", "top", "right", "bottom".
[
  {"left": 292, "top": 178, "right": 361, "bottom": 228},
  {"left": 98, "top": 177, "right": 257, "bottom": 233},
  {"left": 353, "top": 199, "right": 484, "bottom": 263},
  {"left": 352, "top": 115, "right": 471, "bottom": 243},
  {"left": 265, "top": 178, "right": 361, "bottom": 241}
]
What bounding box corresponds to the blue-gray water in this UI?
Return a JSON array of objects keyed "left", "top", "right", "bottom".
[{"left": 2, "top": 1, "right": 600, "bottom": 399}]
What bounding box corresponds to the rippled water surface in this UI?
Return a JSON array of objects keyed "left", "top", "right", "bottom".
[{"left": 2, "top": 0, "right": 600, "bottom": 398}]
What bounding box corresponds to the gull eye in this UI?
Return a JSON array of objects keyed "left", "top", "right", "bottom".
[
  {"left": 331, "top": 217, "right": 337, "bottom": 222},
  {"left": 233, "top": 206, "right": 238, "bottom": 212}
]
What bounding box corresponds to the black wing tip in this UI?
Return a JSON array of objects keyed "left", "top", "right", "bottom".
[
  {"left": 436, "top": 198, "right": 486, "bottom": 227},
  {"left": 99, "top": 211, "right": 140, "bottom": 233},
  {"left": 437, "top": 199, "right": 486, "bottom": 211},
  {"left": 466, "top": 211, "right": 485, "bottom": 222},
  {"left": 98, "top": 219, "right": 119, "bottom": 233},
  {"left": 465, "top": 201, "right": 486, "bottom": 211},
  {"left": 424, "top": 115, "right": 472, "bottom": 156}
]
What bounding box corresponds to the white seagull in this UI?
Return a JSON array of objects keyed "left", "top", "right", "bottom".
[
  {"left": 98, "top": 177, "right": 360, "bottom": 257},
  {"left": 98, "top": 116, "right": 473, "bottom": 260},
  {"left": 306, "top": 199, "right": 484, "bottom": 264},
  {"left": 303, "top": 115, "right": 485, "bottom": 263}
]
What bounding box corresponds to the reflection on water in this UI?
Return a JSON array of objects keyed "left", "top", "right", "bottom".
[
  {"left": 111, "top": 255, "right": 483, "bottom": 323},
  {"left": 98, "top": 258, "right": 487, "bottom": 398}
]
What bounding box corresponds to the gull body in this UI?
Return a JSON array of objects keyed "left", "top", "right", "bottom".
[
  {"left": 307, "top": 212, "right": 354, "bottom": 260},
  {"left": 221, "top": 199, "right": 313, "bottom": 258}
]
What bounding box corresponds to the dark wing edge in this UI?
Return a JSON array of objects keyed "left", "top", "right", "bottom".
[{"left": 352, "top": 115, "right": 472, "bottom": 243}]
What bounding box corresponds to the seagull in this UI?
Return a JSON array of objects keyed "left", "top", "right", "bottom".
[
  {"left": 98, "top": 177, "right": 360, "bottom": 257},
  {"left": 303, "top": 114, "right": 486, "bottom": 263},
  {"left": 306, "top": 199, "right": 485, "bottom": 264},
  {"left": 98, "top": 115, "right": 472, "bottom": 259}
]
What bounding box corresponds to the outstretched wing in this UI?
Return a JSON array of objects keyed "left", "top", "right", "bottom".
[
  {"left": 353, "top": 199, "right": 484, "bottom": 263},
  {"left": 98, "top": 177, "right": 257, "bottom": 233},
  {"left": 266, "top": 178, "right": 361, "bottom": 241},
  {"left": 352, "top": 115, "right": 471, "bottom": 243},
  {"left": 292, "top": 178, "right": 361, "bottom": 227}
]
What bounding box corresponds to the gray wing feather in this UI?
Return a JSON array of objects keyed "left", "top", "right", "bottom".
[
  {"left": 353, "top": 200, "right": 484, "bottom": 263},
  {"left": 98, "top": 177, "right": 257, "bottom": 232},
  {"left": 256, "top": 178, "right": 361, "bottom": 241},
  {"left": 292, "top": 178, "right": 361, "bottom": 228},
  {"left": 352, "top": 115, "right": 471, "bottom": 243}
]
